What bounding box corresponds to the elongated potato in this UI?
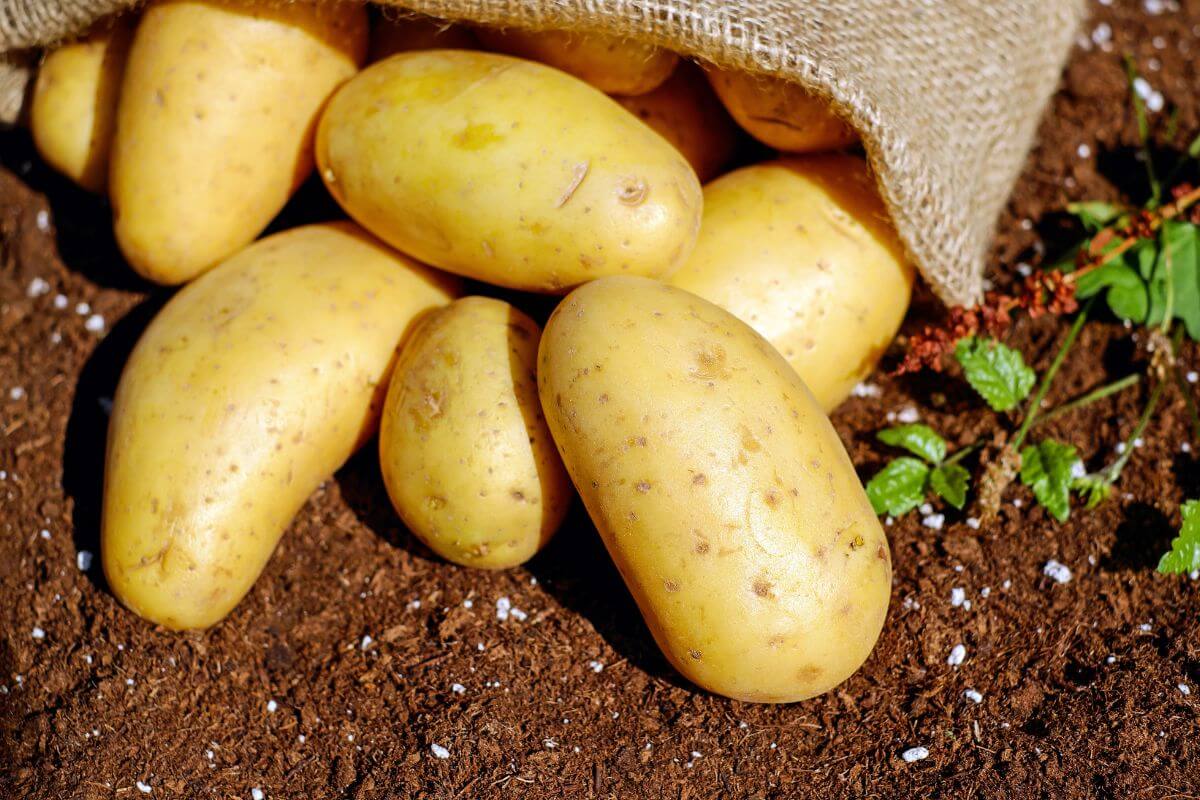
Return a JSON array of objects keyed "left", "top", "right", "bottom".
[
  {"left": 103, "top": 223, "right": 458, "bottom": 630},
  {"left": 706, "top": 68, "right": 856, "bottom": 153},
  {"left": 615, "top": 63, "right": 739, "bottom": 183},
  {"left": 670, "top": 156, "right": 913, "bottom": 410},
  {"left": 317, "top": 51, "right": 702, "bottom": 293},
  {"left": 539, "top": 276, "right": 891, "bottom": 702},
  {"left": 30, "top": 16, "right": 133, "bottom": 192},
  {"left": 110, "top": 0, "right": 367, "bottom": 284},
  {"left": 380, "top": 297, "right": 571, "bottom": 568},
  {"left": 475, "top": 27, "right": 677, "bottom": 96},
  {"left": 369, "top": 13, "right": 477, "bottom": 61}
]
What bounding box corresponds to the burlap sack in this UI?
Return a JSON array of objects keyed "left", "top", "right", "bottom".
[{"left": 0, "top": 0, "right": 1085, "bottom": 306}]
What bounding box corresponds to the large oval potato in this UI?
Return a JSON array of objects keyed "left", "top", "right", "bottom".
[
  {"left": 538, "top": 276, "right": 891, "bottom": 702},
  {"left": 103, "top": 223, "right": 458, "bottom": 630},
  {"left": 369, "top": 13, "right": 477, "bottom": 61},
  {"left": 316, "top": 50, "right": 702, "bottom": 293},
  {"left": 706, "top": 68, "right": 856, "bottom": 153},
  {"left": 670, "top": 156, "right": 913, "bottom": 410},
  {"left": 30, "top": 16, "right": 133, "bottom": 192},
  {"left": 109, "top": 0, "right": 367, "bottom": 284},
  {"left": 380, "top": 297, "right": 571, "bottom": 569},
  {"left": 475, "top": 27, "right": 677, "bottom": 96},
  {"left": 615, "top": 63, "right": 739, "bottom": 183}
]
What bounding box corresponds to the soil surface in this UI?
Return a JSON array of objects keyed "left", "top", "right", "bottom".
[{"left": 4, "top": 2, "right": 1200, "bottom": 798}]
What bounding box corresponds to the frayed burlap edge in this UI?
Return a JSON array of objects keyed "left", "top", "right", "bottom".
[{"left": 0, "top": 0, "right": 1088, "bottom": 306}]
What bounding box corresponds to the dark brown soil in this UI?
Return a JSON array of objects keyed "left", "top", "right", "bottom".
[{"left": 4, "top": 3, "right": 1200, "bottom": 797}]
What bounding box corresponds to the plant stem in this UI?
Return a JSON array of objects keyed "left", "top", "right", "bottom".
[
  {"left": 1033, "top": 373, "right": 1141, "bottom": 428},
  {"left": 1069, "top": 185, "right": 1200, "bottom": 283},
  {"left": 1105, "top": 377, "right": 1164, "bottom": 483},
  {"left": 943, "top": 443, "right": 981, "bottom": 467},
  {"left": 1011, "top": 301, "right": 1093, "bottom": 453}
]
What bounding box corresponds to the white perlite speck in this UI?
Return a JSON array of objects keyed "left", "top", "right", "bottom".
[
  {"left": 495, "top": 597, "right": 511, "bottom": 621},
  {"left": 53, "top": 294, "right": 68, "bottom": 309},
  {"left": 266, "top": 700, "right": 277, "bottom": 713},
  {"left": 136, "top": 781, "right": 152, "bottom": 794},
  {"left": 84, "top": 314, "right": 106, "bottom": 334},
  {"left": 10, "top": 386, "right": 26, "bottom": 400},
  {"left": 32, "top": 626, "right": 45, "bottom": 640},
  {"left": 947, "top": 644, "right": 967, "bottom": 666},
  {"left": 251, "top": 789, "right": 264, "bottom": 800},
  {"left": 451, "top": 683, "right": 466, "bottom": 695},
  {"left": 901, "top": 746, "right": 929, "bottom": 763},
  {"left": 430, "top": 743, "right": 450, "bottom": 759},
  {"left": 897, "top": 407, "right": 920, "bottom": 423},
  {"left": 966, "top": 517, "right": 980, "bottom": 530},
  {"left": 964, "top": 689, "right": 983, "bottom": 703},
  {"left": 1091, "top": 22, "right": 1112, "bottom": 46},
  {"left": 360, "top": 635, "right": 372, "bottom": 651},
  {"left": 950, "top": 588, "right": 966, "bottom": 607},
  {"left": 1077, "top": 143, "right": 1091, "bottom": 158},
  {"left": 75, "top": 302, "right": 90, "bottom": 315},
  {"left": 1179, "top": 683, "right": 1191, "bottom": 696},
  {"left": 922, "top": 514, "right": 945, "bottom": 530},
  {"left": 588, "top": 660, "right": 605, "bottom": 673},
  {"left": 77, "top": 550, "right": 93, "bottom": 571},
  {"left": 851, "top": 382, "right": 882, "bottom": 398},
  {"left": 27, "top": 277, "right": 50, "bottom": 298},
  {"left": 35, "top": 209, "right": 50, "bottom": 231},
  {"left": 1043, "top": 560, "right": 1072, "bottom": 584},
  {"left": 1140, "top": 623, "right": 1153, "bottom": 632}
]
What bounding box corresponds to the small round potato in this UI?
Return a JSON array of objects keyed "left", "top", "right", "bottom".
[
  {"left": 30, "top": 16, "right": 133, "bottom": 192},
  {"left": 475, "top": 27, "right": 677, "bottom": 95},
  {"left": 103, "top": 223, "right": 458, "bottom": 630},
  {"left": 538, "top": 276, "right": 891, "bottom": 702},
  {"left": 369, "top": 13, "right": 478, "bottom": 61},
  {"left": 316, "top": 50, "right": 702, "bottom": 293},
  {"left": 615, "top": 63, "right": 740, "bottom": 183},
  {"left": 706, "top": 68, "right": 856, "bottom": 153},
  {"left": 670, "top": 156, "right": 913, "bottom": 410},
  {"left": 380, "top": 297, "right": 571, "bottom": 569},
  {"left": 109, "top": 0, "right": 368, "bottom": 284}
]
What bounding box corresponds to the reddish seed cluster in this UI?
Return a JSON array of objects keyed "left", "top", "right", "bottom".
[{"left": 896, "top": 270, "right": 1078, "bottom": 375}]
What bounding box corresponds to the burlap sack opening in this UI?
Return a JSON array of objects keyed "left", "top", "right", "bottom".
[{"left": 0, "top": 0, "right": 1086, "bottom": 306}]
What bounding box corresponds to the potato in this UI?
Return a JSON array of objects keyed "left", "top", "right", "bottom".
[
  {"left": 369, "top": 13, "right": 477, "bottom": 61},
  {"left": 30, "top": 16, "right": 133, "bottom": 192},
  {"left": 670, "top": 156, "right": 913, "bottom": 410},
  {"left": 102, "top": 223, "right": 458, "bottom": 630},
  {"left": 109, "top": 0, "right": 367, "bottom": 284},
  {"left": 379, "top": 297, "right": 571, "bottom": 568},
  {"left": 615, "top": 63, "right": 739, "bottom": 183},
  {"left": 316, "top": 50, "right": 702, "bottom": 293},
  {"left": 706, "top": 68, "right": 856, "bottom": 153},
  {"left": 538, "top": 276, "right": 891, "bottom": 702},
  {"left": 475, "top": 27, "right": 677, "bottom": 96}
]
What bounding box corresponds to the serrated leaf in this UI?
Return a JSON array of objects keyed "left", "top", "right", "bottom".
[
  {"left": 1158, "top": 500, "right": 1200, "bottom": 574},
  {"left": 954, "top": 337, "right": 1036, "bottom": 412},
  {"left": 929, "top": 463, "right": 970, "bottom": 510},
  {"left": 1019, "top": 440, "right": 1081, "bottom": 523},
  {"left": 1068, "top": 201, "right": 1124, "bottom": 232},
  {"left": 1144, "top": 221, "right": 1200, "bottom": 340},
  {"left": 1072, "top": 474, "right": 1112, "bottom": 510},
  {"left": 866, "top": 458, "right": 930, "bottom": 517},
  {"left": 877, "top": 424, "right": 946, "bottom": 464}
]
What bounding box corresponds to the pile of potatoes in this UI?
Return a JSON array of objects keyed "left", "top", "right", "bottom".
[{"left": 30, "top": 0, "right": 913, "bottom": 703}]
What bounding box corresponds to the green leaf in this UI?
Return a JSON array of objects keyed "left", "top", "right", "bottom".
[
  {"left": 1144, "top": 221, "right": 1200, "bottom": 339},
  {"left": 929, "top": 463, "right": 970, "bottom": 510},
  {"left": 877, "top": 424, "right": 946, "bottom": 464},
  {"left": 866, "top": 458, "right": 930, "bottom": 517},
  {"left": 1019, "top": 440, "right": 1081, "bottom": 523},
  {"left": 954, "top": 337, "right": 1036, "bottom": 412},
  {"left": 1072, "top": 474, "right": 1112, "bottom": 510},
  {"left": 1068, "top": 201, "right": 1123, "bottom": 232},
  {"left": 1074, "top": 239, "right": 1155, "bottom": 324},
  {"left": 1159, "top": 500, "right": 1200, "bottom": 574}
]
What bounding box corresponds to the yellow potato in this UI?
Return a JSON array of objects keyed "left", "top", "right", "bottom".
[
  {"left": 30, "top": 16, "right": 133, "bottom": 192},
  {"left": 615, "top": 63, "right": 739, "bottom": 183},
  {"left": 538, "top": 276, "right": 891, "bottom": 702},
  {"left": 369, "top": 13, "right": 477, "bottom": 61},
  {"left": 109, "top": 0, "right": 367, "bottom": 284},
  {"left": 670, "top": 156, "right": 913, "bottom": 410},
  {"left": 102, "top": 223, "right": 458, "bottom": 630},
  {"left": 316, "top": 50, "right": 702, "bottom": 293},
  {"left": 379, "top": 297, "right": 571, "bottom": 568},
  {"left": 475, "top": 27, "right": 677, "bottom": 95},
  {"left": 706, "top": 68, "right": 856, "bottom": 153}
]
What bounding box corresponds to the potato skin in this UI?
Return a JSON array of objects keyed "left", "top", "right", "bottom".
[
  {"left": 102, "top": 223, "right": 458, "bottom": 630},
  {"left": 30, "top": 16, "right": 133, "bottom": 192},
  {"left": 670, "top": 156, "right": 913, "bottom": 410},
  {"left": 315, "top": 50, "right": 702, "bottom": 293},
  {"left": 369, "top": 13, "right": 477, "bottom": 61},
  {"left": 109, "top": 0, "right": 367, "bottom": 284},
  {"left": 538, "top": 276, "right": 891, "bottom": 702},
  {"left": 706, "top": 68, "right": 856, "bottom": 153},
  {"left": 615, "top": 63, "right": 739, "bottom": 183},
  {"left": 380, "top": 297, "right": 571, "bottom": 569},
  {"left": 475, "top": 28, "right": 677, "bottom": 95}
]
